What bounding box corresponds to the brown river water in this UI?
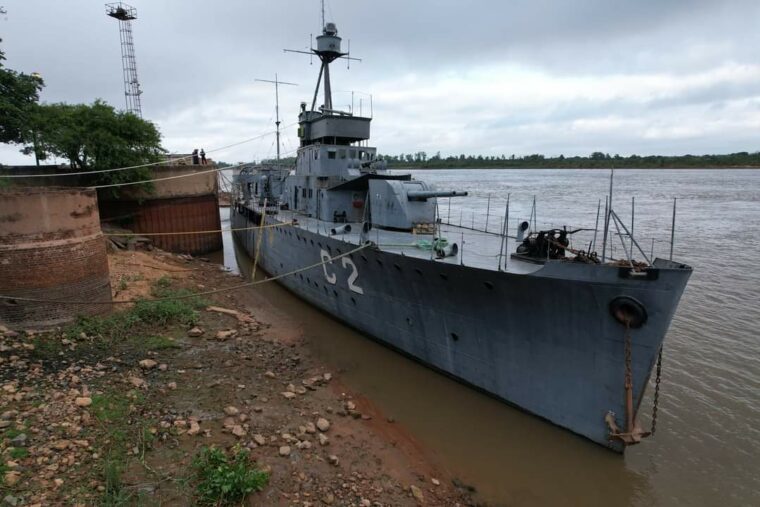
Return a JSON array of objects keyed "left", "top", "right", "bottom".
[{"left": 213, "top": 168, "right": 760, "bottom": 507}]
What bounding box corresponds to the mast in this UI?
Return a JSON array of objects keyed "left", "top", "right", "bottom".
[
  {"left": 284, "top": 19, "right": 359, "bottom": 114},
  {"left": 255, "top": 75, "right": 297, "bottom": 166}
]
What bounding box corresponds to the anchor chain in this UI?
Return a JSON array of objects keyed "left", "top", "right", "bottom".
[
  {"left": 650, "top": 347, "right": 663, "bottom": 435},
  {"left": 623, "top": 321, "right": 635, "bottom": 434}
]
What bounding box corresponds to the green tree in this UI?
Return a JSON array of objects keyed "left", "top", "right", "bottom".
[
  {"left": 0, "top": 35, "right": 45, "bottom": 146},
  {"left": 27, "top": 100, "right": 164, "bottom": 196}
]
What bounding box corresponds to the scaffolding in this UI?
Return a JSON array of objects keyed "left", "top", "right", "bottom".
[{"left": 105, "top": 2, "right": 143, "bottom": 117}]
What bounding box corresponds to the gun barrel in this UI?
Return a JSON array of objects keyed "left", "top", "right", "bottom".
[{"left": 407, "top": 190, "right": 468, "bottom": 200}]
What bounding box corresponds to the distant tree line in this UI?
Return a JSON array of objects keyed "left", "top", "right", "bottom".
[{"left": 378, "top": 151, "right": 760, "bottom": 169}]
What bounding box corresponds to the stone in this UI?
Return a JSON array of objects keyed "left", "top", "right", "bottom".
[
  {"left": 360, "top": 499, "right": 371, "bottom": 507},
  {"left": 187, "top": 421, "right": 201, "bottom": 436},
  {"left": 279, "top": 445, "right": 291, "bottom": 457},
  {"left": 0, "top": 421, "right": 10, "bottom": 429},
  {"left": 345, "top": 400, "right": 356, "bottom": 411},
  {"left": 431, "top": 478, "right": 440, "bottom": 486},
  {"left": 305, "top": 422, "right": 316, "bottom": 434},
  {"left": 187, "top": 327, "right": 204, "bottom": 337},
  {"left": 253, "top": 434, "right": 266, "bottom": 446},
  {"left": 316, "top": 418, "right": 330, "bottom": 432},
  {"left": 2, "top": 495, "right": 18, "bottom": 506},
  {"left": 264, "top": 371, "right": 276, "bottom": 378},
  {"left": 410, "top": 485, "right": 424, "bottom": 503},
  {"left": 128, "top": 376, "right": 146, "bottom": 388},
  {"left": 3, "top": 471, "right": 20, "bottom": 486},
  {"left": 10, "top": 434, "right": 27, "bottom": 447},
  {"left": 318, "top": 433, "right": 329, "bottom": 446},
  {"left": 286, "top": 383, "right": 297, "bottom": 393},
  {"left": 323, "top": 372, "right": 332, "bottom": 381},
  {"left": 231, "top": 425, "right": 246, "bottom": 437},
  {"left": 328, "top": 454, "right": 339, "bottom": 466},
  {"left": 214, "top": 329, "right": 237, "bottom": 341},
  {"left": 322, "top": 493, "right": 335, "bottom": 505},
  {"left": 281, "top": 392, "right": 296, "bottom": 400},
  {"left": 75, "top": 397, "right": 92, "bottom": 407},
  {"left": 253, "top": 406, "right": 263, "bottom": 413},
  {"left": 52, "top": 440, "right": 71, "bottom": 450},
  {"left": 223, "top": 406, "right": 239, "bottom": 416},
  {"left": 54, "top": 478, "right": 64, "bottom": 487},
  {"left": 139, "top": 359, "right": 158, "bottom": 370},
  {"left": 158, "top": 364, "right": 168, "bottom": 371},
  {"left": 167, "top": 382, "right": 177, "bottom": 390}
]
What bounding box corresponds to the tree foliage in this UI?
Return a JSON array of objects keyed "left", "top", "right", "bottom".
[
  {"left": 0, "top": 36, "right": 44, "bottom": 145},
  {"left": 380, "top": 151, "right": 760, "bottom": 169},
  {"left": 23, "top": 100, "right": 165, "bottom": 196}
]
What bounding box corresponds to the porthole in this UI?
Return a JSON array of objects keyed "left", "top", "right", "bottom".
[
  {"left": 311, "top": 239, "right": 314, "bottom": 246},
  {"left": 333, "top": 290, "right": 338, "bottom": 297},
  {"left": 439, "top": 273, "right": 448, "bottom": 281},
  {"left": 450, "top": 332, "right": 459, "bottom": 341},
  {"left": 361, "top": 255, "right": 368, "bottom": 263},
  {"left": 414, "top": 268, "right": 423, "bottom": 277},
  {"left": 351, "top": 297, "right": 357, "bottom": 306},
  {"left": 484, "top": 281, "right": 494, "bottom": 290},
  {"left": 376, "top": 259, "right": 383, "bottom": 267},
  {"left": 394, "top": 263, "right": 402, "bottom": 272}
]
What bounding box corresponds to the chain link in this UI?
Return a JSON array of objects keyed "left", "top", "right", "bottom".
[
  {"left": 651, "top": 347, "right": 663, "bottom": 435},
  {"left": 624, "top": 321, "right": 633, "bottom": 392}
]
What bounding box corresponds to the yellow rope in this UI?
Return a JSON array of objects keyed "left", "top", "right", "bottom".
[
  {"left": 0, "top": 242, "right": 372, "bottom": 306},
  {"left": 103, "top": 221, "right": 294, "bottom": 237}
]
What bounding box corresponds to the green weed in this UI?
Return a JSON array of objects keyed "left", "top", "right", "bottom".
[
  {"left": 192, "top": 446, "right": 269, "bottom": 506},
  {"left": 8, "top": 447, "right": 28, "bottom": 460},
  {"left": 143, "top": 335, "right": 180, "bottom": 350}
]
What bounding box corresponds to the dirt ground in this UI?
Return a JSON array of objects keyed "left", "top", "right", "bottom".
[{"left": 0, "top": 248, "right": 476, "bottom": 506}]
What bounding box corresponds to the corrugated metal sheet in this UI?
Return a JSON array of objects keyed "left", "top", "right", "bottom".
[{"left": 100, "top": 194, "right": 222, "bottom": 255}]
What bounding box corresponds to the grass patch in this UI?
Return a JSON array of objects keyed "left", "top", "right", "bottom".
[
  {"left": 143, "top": 335, "right": 180, "bottom": 351},
  {"left": 192, "top": 446, "right": 269, "bottom": 506},
  {"left": 8, "top": 447, "right": 28, "bottom": 460},
  {"left": 4, "top": 425, "right": 26, "bottom": 440},
  {"left": 91, "top": 393, "right": 131, "bottom": 423},
  {"left": 61, "top": 278, "right": 206, "bottom": 343}
]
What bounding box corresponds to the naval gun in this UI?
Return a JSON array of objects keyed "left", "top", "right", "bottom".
[
  {"left": 407, "top": 190, "right": 468, "bottom": 201},
  {"left": 368, "top": 179, "right": 468, "bottom": 230}
]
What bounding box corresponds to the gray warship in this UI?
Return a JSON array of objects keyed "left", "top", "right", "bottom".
[{"left": 231, "top": 21, "right": 692, "bottom": 452}]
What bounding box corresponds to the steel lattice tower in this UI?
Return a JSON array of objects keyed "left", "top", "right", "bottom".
[{"left": 106, "top": 3, "right": 143, "bottom": 117}]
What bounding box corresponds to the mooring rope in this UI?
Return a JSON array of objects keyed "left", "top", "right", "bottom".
[
  {"left": 0, "top": 123, "right": 298, "bottom": 178},
  {"left": 0, "top": 243, "right": 373, "bottom": 306},
  {"left": 103, "top": 221, "right": 295, "bottom": 237}
]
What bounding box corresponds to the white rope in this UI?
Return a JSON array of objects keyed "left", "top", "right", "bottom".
[
  {"left": 1, "top": 122, "right": 298, "bottom": 178},
  {"left": 0, "top": 243, "right": 372, "bottom": 306}
]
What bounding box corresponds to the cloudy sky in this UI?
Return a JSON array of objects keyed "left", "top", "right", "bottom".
[{"left": 1, "top": 0, "right": 759, "bottom": 164}]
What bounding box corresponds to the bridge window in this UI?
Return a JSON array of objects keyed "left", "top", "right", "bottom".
[
  {"left": 328, "top": 150, "right": 336, "bottom": 159},
  {"left": 349, "top": 149, "right": 356, "bottom": 159},
  {"left": 339, "top": 149, "right": 346, "bottom": 159}
]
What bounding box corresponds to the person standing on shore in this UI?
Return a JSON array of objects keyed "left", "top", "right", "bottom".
[
  {"left": 192, "top": 149, "right": 199, "bottom": 165},
  {"left": 200, "top": 149, "right": 207, "bottom": 165}
]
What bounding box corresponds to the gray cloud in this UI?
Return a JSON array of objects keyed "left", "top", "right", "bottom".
[{"left": 1, "top": 0, "right": 759, "bottom": 164}]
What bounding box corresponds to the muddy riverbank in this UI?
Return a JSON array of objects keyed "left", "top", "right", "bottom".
[{"left": 0, "top": 248, "right": 472, "bottom": 506}]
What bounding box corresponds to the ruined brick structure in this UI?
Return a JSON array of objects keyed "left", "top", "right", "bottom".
[
  {"left": 0, "top": 188, "right": 112, "bottom": 329},
  {"left": 98, "top": 163, "right": 223, "bottom": 254}
]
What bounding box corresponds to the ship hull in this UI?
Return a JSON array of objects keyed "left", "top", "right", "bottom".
[{"left": 232, "top": 207, "right": 691, "bottom": 452}]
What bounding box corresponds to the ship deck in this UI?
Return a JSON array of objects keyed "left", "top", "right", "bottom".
[{"left": 269, "top": 209, "right": 545, "bottom": 275}]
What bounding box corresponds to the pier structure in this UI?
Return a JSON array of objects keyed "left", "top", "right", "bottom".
[
  {"left": 0, "top": 188, "right": 112, "bottom": 328},
  {"left": 97, "top": 160, "right": 223, "bottom": 255}
]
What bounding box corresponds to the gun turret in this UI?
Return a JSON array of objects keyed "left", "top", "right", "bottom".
[{"left": 407, "top": 190, "right": 468, "bottom": 201}]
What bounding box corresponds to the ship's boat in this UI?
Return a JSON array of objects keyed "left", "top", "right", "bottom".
[{"left": 231, "top": 21, "right": 692, "bottom": 452}]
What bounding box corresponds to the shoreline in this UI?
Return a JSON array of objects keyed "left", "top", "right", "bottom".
[{"left": 0, "top": 246, "right": 473, "bottom": 505}]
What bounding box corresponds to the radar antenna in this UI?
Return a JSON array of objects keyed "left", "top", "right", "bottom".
[
  {"left": 255, "top": 75, "right": 298, "bottom": 167},
  {"left": 284, "top": 21, "right": 360, "bottom": 113}
]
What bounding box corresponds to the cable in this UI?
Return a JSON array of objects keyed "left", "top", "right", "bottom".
[
  {"left": 1, "top": 122, "right": 298, "bottom": 178},
  {"left": 0, "top": 242, "right": 372, "bottom": 306},
  {"left": 91, "top": 161, "right": 243, "bottom": 189},
  {"left": 103, "top": 221, "right": 294, "bottom": 237}
]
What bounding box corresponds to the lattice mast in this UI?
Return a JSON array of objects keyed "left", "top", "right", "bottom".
[{"left": 105, "top": 3, "right": 143, "bottom": 117}]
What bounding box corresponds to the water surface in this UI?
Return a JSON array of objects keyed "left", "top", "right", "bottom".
[{"left": 217, "top": 169, "right": 760, "bottom": 506}]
